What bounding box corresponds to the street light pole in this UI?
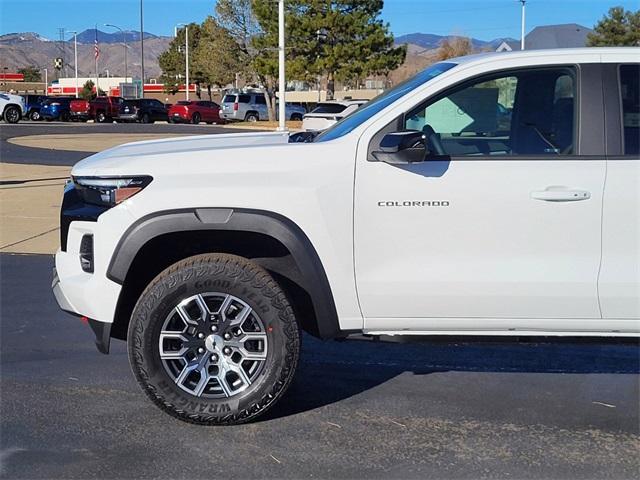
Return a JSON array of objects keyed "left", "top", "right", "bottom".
[
  {"left": 140, "top": 0, "right": 145, "bottom": 97},
  {"left": 105, "top": 24, "right": 128, "bottom": 80},
  {"left": 65, "top": 31, "right": 79, "bottom": 97},
  {"left": 519, "top": 0, "right": 526, "bottom": 50},
  {"left": 278, "top": 0, "right": 286, "bottom": 131},
  {"left": 176, "top": 24, "right": 189, "bottom": 101},
  {"left": 72, "top": 32, "right": 78, "bottom": 97}
]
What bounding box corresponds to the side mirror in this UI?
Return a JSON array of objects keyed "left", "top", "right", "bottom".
[{"left": 372, "top": 131, "right": 426, "bottom": 164}]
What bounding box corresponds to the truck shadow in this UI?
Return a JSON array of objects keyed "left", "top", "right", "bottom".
[{"left": 263, "top": 335, "right": 640, "bottom": 421}]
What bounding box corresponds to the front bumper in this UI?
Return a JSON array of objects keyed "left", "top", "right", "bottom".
[{"left": 52, "top": 266, "right": 113, "bottom": 354}]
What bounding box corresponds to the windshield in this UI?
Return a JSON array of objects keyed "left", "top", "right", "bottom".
[{"left": 314, "top": 62, "right": 456, "bottom": 142}]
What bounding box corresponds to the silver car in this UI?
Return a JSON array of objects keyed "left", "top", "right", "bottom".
[{"left": 221, "top": 92, "right": 306, "bottom": 122}]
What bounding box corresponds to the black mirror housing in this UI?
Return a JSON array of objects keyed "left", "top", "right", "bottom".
[{"left": 379, "top": 130, "right": 425, "bottom": 153}]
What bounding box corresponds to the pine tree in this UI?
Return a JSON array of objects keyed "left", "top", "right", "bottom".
[{"left": 587, "top": 6, "right": 640, "bottom": 47}]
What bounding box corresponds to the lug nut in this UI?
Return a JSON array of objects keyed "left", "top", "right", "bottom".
[
  {"left": 223, "top": 347, "right": 232, "bottom": 356},
  {"left": 211, "top": 325, "right": 218, "bottom": 332},
  {"left": 210, "top": 354, "right": 218, "bottom": 362},
  {"left": 197, "top": 347, "right": 205, "bottom": 354},
  {"left": 197, "top": 332, "right": 205, "bottom": 339},
  {"left": 224, "top": 332, "right": 232, "bottom": 340}
]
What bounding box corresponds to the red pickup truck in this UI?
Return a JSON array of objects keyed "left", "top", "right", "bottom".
[
  {"left": 89, "top": 96, "right": 124, "bottom": 123},
  {"left": 69, "top": 99, "right": 90, "bottom": 122}
]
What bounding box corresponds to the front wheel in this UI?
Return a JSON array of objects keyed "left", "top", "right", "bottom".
[
  {"left": 3, "top": 106, "right": 21, "bottom": 124},
  {"left": 128, "top": 253, "right": 301, "bottom": 425},
  {"left": 96, "top": 111, "right": 107, "bottom": 123},
  {"left": 290, "top": 113, "right": 303, "bottom": 121}
]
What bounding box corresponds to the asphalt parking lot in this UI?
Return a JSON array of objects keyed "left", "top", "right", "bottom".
[
  {"left": 1, "top": 253, "right": 639, "bottom": 479},
  {"left": 1, "top": 122, "right": 640, "bottom": 479}
]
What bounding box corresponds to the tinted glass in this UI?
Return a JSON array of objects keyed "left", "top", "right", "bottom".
[
  {"left": 312, "top": 103, "right": 347, "bottom": 114},
  {"left": 316, "top": 62, "right": 456, "bottom": 142},
  {"left": 402, "top": 67, "right": 575, "bottom": 156},
  {"left": 222, "top": 95, "right": 236, "bottom": 103},
  {"left": 254, "top": 96, "right": 266, "bottom": 105},
  {"left": 238, "top": 95, "right": 251, "bottom": 103},
  {"left": 620, "top": 64, "right": 640, "bottom": 155},
  {"left": 177, "top": 101, "right": 191, "bottom": 105}
]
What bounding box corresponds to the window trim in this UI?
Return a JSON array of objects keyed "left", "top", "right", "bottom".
[{"left": 396, "top": 65, "right": 580, "bottom": 160}]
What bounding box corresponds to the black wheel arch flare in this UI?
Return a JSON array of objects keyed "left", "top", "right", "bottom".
[{"left": 107, "top": 208, "right": 342, "bottom": 340}]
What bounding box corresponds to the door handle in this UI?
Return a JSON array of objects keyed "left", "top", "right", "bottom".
[{"left": 531, "top": 187, "right": 591, "bottom": 202}]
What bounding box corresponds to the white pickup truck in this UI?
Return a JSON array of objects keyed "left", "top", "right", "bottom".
[{"left": 53, "top": 48, "right": 639, "bottom": 425}]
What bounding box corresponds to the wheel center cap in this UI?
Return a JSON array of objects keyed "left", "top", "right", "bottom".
[{"left": 204, "top": 334, "right": 224, "bottom": 353}]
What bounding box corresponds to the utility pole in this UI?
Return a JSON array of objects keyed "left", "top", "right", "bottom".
[
  {"left": 278, "top": 0, "right": 286, "bottom": 131},
  {"left": 140, "top": 0, "right": 145, "bottom": 97},
  {"left": 519, "top": 0, "right": 526, "bottom": 50},
  {"left": 42, "top": 67, "right": 48, "bottom": 94}
]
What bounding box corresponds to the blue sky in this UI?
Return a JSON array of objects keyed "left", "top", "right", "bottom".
[{"left": 0, "top": 0, "right": 637, "bottom": 41}]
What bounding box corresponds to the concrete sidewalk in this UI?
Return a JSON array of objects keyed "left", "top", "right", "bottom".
[{"left": 1, "top": 163, "right": 70, "bottom": 254}]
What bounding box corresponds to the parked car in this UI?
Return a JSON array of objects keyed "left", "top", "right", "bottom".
[
  {"left": 117, "top": 98, "right": 168, "bottom": 123},
  {"left": 302, "top": 100, "right": 367, "bottom": 131},
  {"left": 22, "top": 94, "right": 48, "bottom": 121},
  {"left": 168, "top": 100, "right": 224, "bottom": 124},
  {"left": 53, "top": 48, "right": 640, "bottom": 426},
  {"left": 70, "top": 99, "right": 91, "bottom": 122},
  {"left": 89, "top": 96, "right": 124, "bottom": 123},
  {"left": 40, "top": 97, "right": 73, "bottom": 121},
  {"left": 220, "top": 92, "right": 306, "bottom": 122},
  {"left": 0, "top": 92, "right": 26, "bottom": 123}
]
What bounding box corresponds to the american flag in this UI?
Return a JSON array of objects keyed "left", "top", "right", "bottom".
[{"left": 94, "top": 30, "right": 100, "bottom": 59}]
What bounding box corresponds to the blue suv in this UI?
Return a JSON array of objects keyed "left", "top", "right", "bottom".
[{"left": 41, "top": 97, "right": 73, "bottom": 121}]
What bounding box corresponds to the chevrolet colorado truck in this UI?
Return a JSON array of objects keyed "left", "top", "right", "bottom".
[{"left": 53, "top": 48, "right": 640, "bottom": 425}]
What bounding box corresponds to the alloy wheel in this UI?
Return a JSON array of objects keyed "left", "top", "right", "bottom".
[{"left": 159, "top": 292, "right": 268, "bottom": 399}]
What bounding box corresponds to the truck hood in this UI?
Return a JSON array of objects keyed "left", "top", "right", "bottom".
[{"left": 72, "top": 130, "right": 290, "bottom": 176}]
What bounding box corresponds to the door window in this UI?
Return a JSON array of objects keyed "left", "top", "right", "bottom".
[
  {"left": 403, "top": 68, "right": 576, "bottom": 156},
  {"left": 620, "top": 64, "right": 640, "bottom": 156}
]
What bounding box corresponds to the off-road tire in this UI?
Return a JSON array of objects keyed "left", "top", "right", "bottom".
[{"left": 127, "top": 253, "right": 301, "bottom": 425}]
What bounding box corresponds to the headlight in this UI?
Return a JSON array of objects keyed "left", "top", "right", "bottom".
[{"left": 73, "top": 176, "right": 153, "bottom": 207}]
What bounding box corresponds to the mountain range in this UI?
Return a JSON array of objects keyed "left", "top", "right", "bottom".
[{"left": 0, "top": 29, "right": 515, "bottom": 82}]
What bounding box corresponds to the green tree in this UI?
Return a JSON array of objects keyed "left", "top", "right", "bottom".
[
  {"left": 283, "top": 0, "right": 407, "bottom": 99},
  {"left": 587, "top": 6, "right": 640, "bottom": 46},
  {"left": 17, "top": 66, "right": 41, "bottom": 82},
  {"left": 79, "top": 80, "right": 105, "bottom": 100},
  {"left": 158, "top": 23, "right": 203, "bottom": 95},
  {"left": 193, "top": 16, "right": 246, "bottom": 93}
]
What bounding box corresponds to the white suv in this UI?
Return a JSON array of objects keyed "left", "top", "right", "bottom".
[
  {"left": 302, "top": 99, "right": 367, "bottom": 131},
  {"left": 53, "top": 48, "right": 640, "bottom": 425},
  {"left": 0, "top": 92, "right": 26, "bottom": 123}
]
